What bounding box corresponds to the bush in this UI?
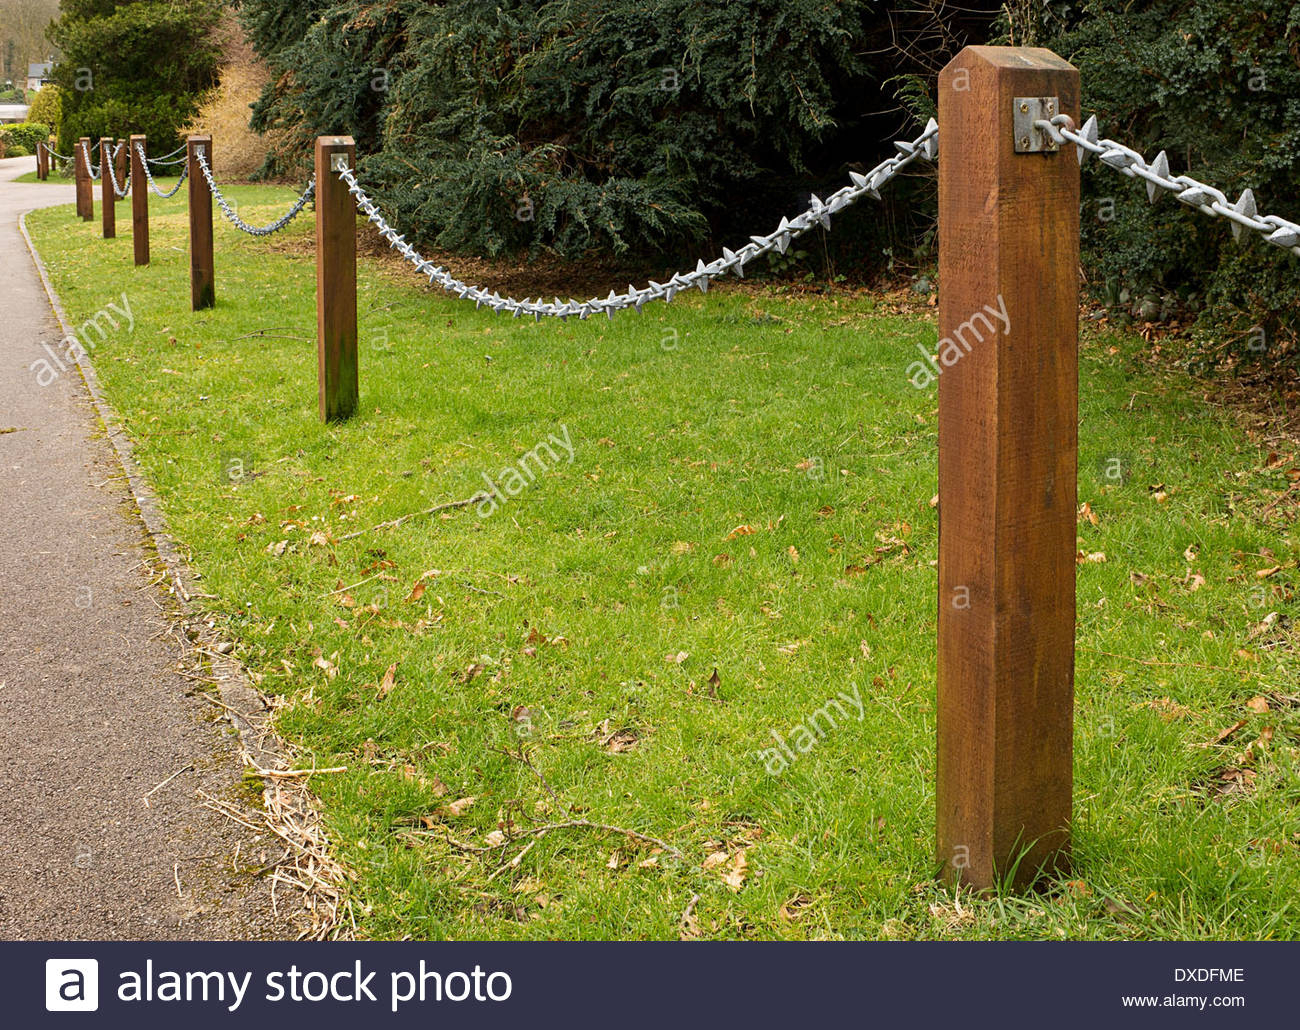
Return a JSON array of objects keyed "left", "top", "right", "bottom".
[
  {"left": 1008, "top": 0, "right": 1300, "bottom": 367},
  {"left": 0, "top": 122, "right": 51, "bottom": 152},
  {"left": 28, "top": 86, "right": 63, "bottom": 137}
]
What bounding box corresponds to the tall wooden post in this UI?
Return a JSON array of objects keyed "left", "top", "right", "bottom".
[
  {"left": 315, "top": 135, "right": 358, "bottom": 422},
  {"left": 130, "top": 135, "right": 149, "bottom": 267},
  {"left": 935, "top": 46, "right": 1080, "bottom": 890},
  {"left": 36, "top": 141, "right": 45, "bottom": 180},
  {"left": 75, "top": 137, "right": 93, "bottom": 221},
  {"left": 187, "top": 135, "right": 214, "bottom": 310},
  {"left": 100, "top": 136, "right": 115, "bottom": 238}
]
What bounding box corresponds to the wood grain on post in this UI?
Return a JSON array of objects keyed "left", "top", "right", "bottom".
[
  {"left": 100, "top": 136, "right": 115, "bottom": 238},
  {"left": 314, "top": 136, "right": 358, "bottom": 422},
  {"left": 36, "top": 141, "right": 45, "bottom": 180},
  {"left": 114, "top": 140, "right": 127, "bottom": 200},
  {"left": 76, "top": 137, "right": 92, "bottom": 220},
  {"left": 187, "top": 135, "right": 215, "bottom": 310},
  {"left": 130, "top": 135, "right": 149, "bottom": 266},
  {"left": 935, "top": 46, "right": 1080, "bottom": 890}
]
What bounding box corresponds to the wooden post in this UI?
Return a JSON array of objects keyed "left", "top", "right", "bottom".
[
  {"left": 100, "top": 136, "right": 115, "bottom": 238},
  {"left": 114, "top": 140, "right": 127, "bottom": 198},
  {"left": 75, "top": 137, "right": 93, "bottom": 221},
  {"left": 130, "top": 135, "right": 149, "bottom": 267},
  {"left": 935, "top": 46, "right": 1080, "bottom": 890},
  {"left": 315, "top": 135, "right": 358, "bottom": 422},
  {"left": 36, "top": 140, "right": 45, "bottom": 180},
  {"left": 187, "top": 135, "right": 214, "bottom": 310}
]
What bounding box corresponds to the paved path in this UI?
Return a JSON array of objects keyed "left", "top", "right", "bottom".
[{"left": 0, "top": 155, "right": 293, "bottom": 939}]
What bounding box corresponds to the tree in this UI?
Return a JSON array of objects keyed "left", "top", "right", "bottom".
[
  {"left": 48, "top": 0, "right": 224, "bottom": 155},
  {"left": 1016, "top": 1, "right": 1300, "bottom": 365},
  {"left": 238, "top": 0, "right": 1000, "bottom": 262}
]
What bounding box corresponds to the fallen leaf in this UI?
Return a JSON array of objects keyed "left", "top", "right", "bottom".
[
  {"left": 779, "top": 893, "right": 813, "bottom": 921},
  {"left": 665, "top": 650, "right": 689, "bottom": 665},
  {"left": 701, "top": 850, "right": 729, "bottom": 871},
  {"left": 787, "top": 545, "right": 799, "bottom": 563},
  {"left": 607, "top": 851, "right": 621, "bottom": 869},
  {"left": 727, "top": 524, "right": 757, "bottom": 539},
  {"left": 442, "top": 796, "right": 476, "bottom": 817},
  {"left": 1207, "top": 719, "right": 1248, "bottom": 747},
  {"left": 484, "top": 830, "right": 506, "bottom": 848},
  {"left": 712, "top": 553, "right": 733, "bottom": 567},
  {"left": 1078, "top": 502, "right": 1099, "bottom": 526},
  {"left": 265, "top": 539, "right": 289, "bottom": 557},
  {"left": 721, "top": 849, "right": 748, "bottom": 891},
  {"left": 671, "top": 541, "right": 694, "bottom": 555},
  {"left": 602, "top": 728, "right": 639, "bottom": 753},
  {"left": 313, "top": 655, "right": 338, "bottom": 678},
  {"left": 405, "top": 580, "right": 427, "bottom": 604},
  {"left": 1256, "top": 565, "right": 1281, "bottom": 579},
  {"left": 706, "top": 667, "right": 721, "bottom": 699},
  {"left": 377, "top": 662, "right": 398, "bottom": 698},
  {"left": 1245, "top": 696, "right": 1270, "bottom": 714},
  {"left": 1077, "top": 551, "right": 1107, "bottom": 564}
]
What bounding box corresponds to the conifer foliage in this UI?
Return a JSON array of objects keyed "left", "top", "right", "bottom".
[{"left": 238, "top": 0, "right": 992, "bottom": 259}]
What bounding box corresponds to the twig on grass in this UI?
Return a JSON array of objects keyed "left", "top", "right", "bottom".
[
  {"left": 245, "top": 764, "right": 348, "bottom": 780},
  {"left": 336, "top": 492, "right": 494, "bottom": 541},
  {"left": 486, "top": 835, "right": 542, "bottom": 884},
  {"left": 512, "top": 819, "right": 684, "bottom": 860},
  {"left": 490, "top": 745, "right": 564, "bottom": 807}
]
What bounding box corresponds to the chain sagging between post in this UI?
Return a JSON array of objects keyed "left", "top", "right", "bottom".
[
  {"left": 1037, "top": 114, "right": 1300, "bottom": 257},
  {"left": 134, "top": 141, "right": 188, "bottom": 198},
  {"left": 330, "top": 120, "right": 938, "bottom": 321},
  {"left": 105, "top": 149, "right": 130, "bottom": 199},
  {"left": 193, "top": 150, "right": 315, "bottom": 237}
]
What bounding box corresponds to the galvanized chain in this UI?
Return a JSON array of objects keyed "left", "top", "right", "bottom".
[
  {"left": 147, "top": 143, "right": 188, "bottom": 165},
  {"left": 1039, "top": 114, "right": 1300, "bottom": 258},
  {"left": 134, "top": 141, "right": 188, "bottom": 198},
  {"left": 46, "top": 145, "right": 71, "bottom": 161},
  {"left": 331, "top": 119, "right": 938, "bottom": 320},
  {"left": 193, "top": 150, "right": 316, "bottom": 237},
  {"left": 81, "top": 140, "right": 99, "bottom": 180},
  {"left": 105, "top": 148, "right": 130, "bottom": 198}
]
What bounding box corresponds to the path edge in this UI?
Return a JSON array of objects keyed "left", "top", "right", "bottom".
[{"left": 18, "top": 208, "right": 351, "bottom": 939}]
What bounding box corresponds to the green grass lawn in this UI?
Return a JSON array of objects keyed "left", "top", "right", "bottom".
[{"left": 25, "top": 183, "right": 1300, "bottom": 940}]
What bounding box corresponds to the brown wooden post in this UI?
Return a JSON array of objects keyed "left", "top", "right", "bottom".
[
  {"left": 130, "top": 135, "right": 149, "bottom": 267},
  {"left": 100, "top": 136, "right": 115, "bottom": 238},
  {"left": 114, "top": 140, "right": 127, "bottom": 198},
  {"left": 36, "top": 141, "right": 45, "bottom": 179},
  {"left": 75, "top": 137, "right": 93, "bottom": 220},
  {"left": 935, "top": 46, "right": 1080, "bottom": 890},
  {"left": 315, "top": 135, "right": 358, "bottom": 422},
  {"left": 187, "top": 135, "right": 214, "bottom": 310}
]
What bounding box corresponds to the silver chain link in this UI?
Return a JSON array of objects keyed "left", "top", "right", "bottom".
[
  {"left": 332, "top": 119, "right": 938, "bottom": 320},
  {"left": 105, "top": 149, "right": 130, "bottom": 198},
  {"left": 193, "top": 150, "right": 316, "bottom": 237},
  {"left": 81, "top": 140, "right": 99, "bottom": 180},
  {"left": 1039, "top": 114, "right": 1300, "bottom": 257},
  {"left": 134, "top": 142, "right": 188, "bottom": 198}
]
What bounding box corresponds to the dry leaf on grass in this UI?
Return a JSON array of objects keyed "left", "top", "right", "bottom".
[{"left": 377, "top": 662, "right": 397, "bottom": 698}]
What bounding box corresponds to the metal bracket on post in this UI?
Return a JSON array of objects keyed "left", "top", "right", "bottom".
[
  {"left": 330, "top": 153, "right": 347, "bottom": 172},
  {"left": 1014, "top": 97, "right": 1060, "bottom": 153}
]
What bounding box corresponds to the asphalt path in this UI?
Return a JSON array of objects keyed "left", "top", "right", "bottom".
[{"left": 0, "top": 154, "right": 292, "bottom": 940}]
